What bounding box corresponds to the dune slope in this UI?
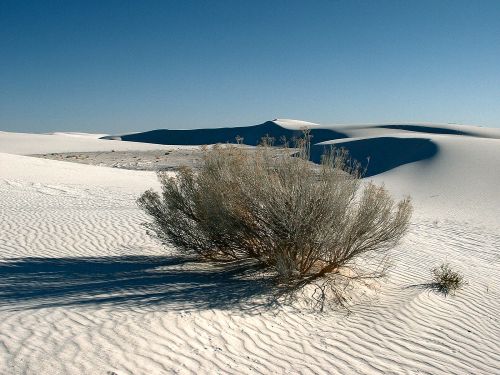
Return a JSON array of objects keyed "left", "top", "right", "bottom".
[
  {"left": 1, "top": 124, "right": 499, "bottom": 374},
  {"left": 102, "top": 121, "right": 347, "bottom": 146},
  {"left": 0, "top": 131, "right": 179, "bottom": 155}
]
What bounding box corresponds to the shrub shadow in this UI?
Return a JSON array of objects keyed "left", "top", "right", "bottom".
[
  {"left": 0, "top": 255, "right": 275, "bottom": 312},
  {"left": 404, "top": 282, "right": 453, "bottom": 297}
]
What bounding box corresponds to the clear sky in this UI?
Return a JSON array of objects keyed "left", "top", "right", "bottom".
[{"left": 1, "top": 0, "right": 500, "bottom": 133}]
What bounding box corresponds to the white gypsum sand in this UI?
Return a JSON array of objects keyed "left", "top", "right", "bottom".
[
  {"left": 0, "top": 126, "right": 499, "bottom": 374},
  {"left": 0, "top": 131, "right": 197, "bottom": 155},
  {"left": 320, "top": 132, "right": 500, "bottom": 227}
]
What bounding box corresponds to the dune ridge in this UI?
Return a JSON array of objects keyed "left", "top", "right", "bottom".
[
  {"left": 101, "top": 119, "right": 500, "bottom": 178},
  {"left": 101, "top": 121, "right": 347, "bottom": 146},
  {"left": 1, "top": 122, "right": 499, "bottom": 374}
]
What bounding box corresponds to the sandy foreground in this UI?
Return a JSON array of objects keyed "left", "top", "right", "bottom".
[{"left": 0, "top": 127, "right": 499, "bottom": 374}]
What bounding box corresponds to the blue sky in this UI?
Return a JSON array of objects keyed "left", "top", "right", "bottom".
[{"left": 1, "top": 0, "right": 500, "bottom": 133}]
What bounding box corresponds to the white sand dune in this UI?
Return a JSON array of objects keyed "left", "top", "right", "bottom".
[
  {"left": 329, "top": 122, "right": 500, "bottom": 139},
  {"left": 318, "top": 132, "right": 500, "bottom": 227},
  {"left": 371, "top": 134, "right": 500, "bottom": 226},
  {"left": 1, "top": 124, "right": 499, "bottom": 374},
  {"left": 0, "top": 131, "right": 186, "bottom": 155},
  {"left": 46, "top": 132, "right": 109, "bottom": 138},
  {"left": 272, "top": 118, "right": 321, "bottom": 129}
]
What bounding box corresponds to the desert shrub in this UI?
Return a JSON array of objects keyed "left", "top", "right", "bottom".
[
  {"left": 138, "top": 136, "right": 412, "bottom": 304},
  {"left": 431, "top": 263, "right": 466, "bottom": 295}
]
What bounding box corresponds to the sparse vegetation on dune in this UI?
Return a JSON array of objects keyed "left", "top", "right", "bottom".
[
  {"left": 431, "top": 263, "right": 467, "bottom": 296},
  {"left": 138, "top": 134, "right": 413, "bottom": 307}
]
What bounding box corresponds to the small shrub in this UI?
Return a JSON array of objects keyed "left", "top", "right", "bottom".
[
  {"left": 138, "top": 135, "right": 412, "bottom": 306},
  {"left": 431, "top": 263, "right": 466, "bottom": 295}
]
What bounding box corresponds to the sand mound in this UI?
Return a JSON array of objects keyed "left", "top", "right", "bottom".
[
  {"left": 0, "top": 131, "right": 178, "bottom": 155},
  {"left": 101, "top": 121, "right": 346, "bottom": 146},
  {"left": 1, "top": 122, "right": 499, "bottom": 374}
]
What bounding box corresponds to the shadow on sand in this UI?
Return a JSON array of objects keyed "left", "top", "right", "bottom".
[
  {"left": 103, "top": 121, "right": 347, "bottom": 146},
  {"left": 0, "top": 255, "right": 275, "bottom": 311},
  {"left": 380, "top": 124, "right": 473, "bottom": 136},
  {"left": 103, "top": 122, "right": 440, "bottom": 176},
  {"left": 312, "top": 137, "right": 439, "bottom": 177},
  {"left": 404, "top": 282, "right": 455, "bottom": 297}
]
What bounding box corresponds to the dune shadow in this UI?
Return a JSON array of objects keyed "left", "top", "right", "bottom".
[
  {"left": 311, "top": 137, "right": 438, "bottom": 177},
  {"left": 380, "top": 124, "right": 473, "bottom": 136},
  {"left": 103, "top": 123, "right": 442, "bottom": 177},
  {"left": 0, "top": 255, "right": 275, "bottom": 312},
  {"left": 104, "top": 121, "right": 347, "bottom": 146}
]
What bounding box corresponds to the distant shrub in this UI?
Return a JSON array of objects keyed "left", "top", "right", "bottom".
[
  {"left": 432, "top": 263, "right": 466, "bottom": 295},
  {"left": 138, "top": 134, "right": 412, "bottom": 306}
]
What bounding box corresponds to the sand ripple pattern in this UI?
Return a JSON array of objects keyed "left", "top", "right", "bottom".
[{"left": 1, "top": 178, "right": 499, "bottom": 374}]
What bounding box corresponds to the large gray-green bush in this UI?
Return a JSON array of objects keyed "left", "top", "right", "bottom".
[{"left": 138, "top": 137, "right": 412, "bottom": 303}]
